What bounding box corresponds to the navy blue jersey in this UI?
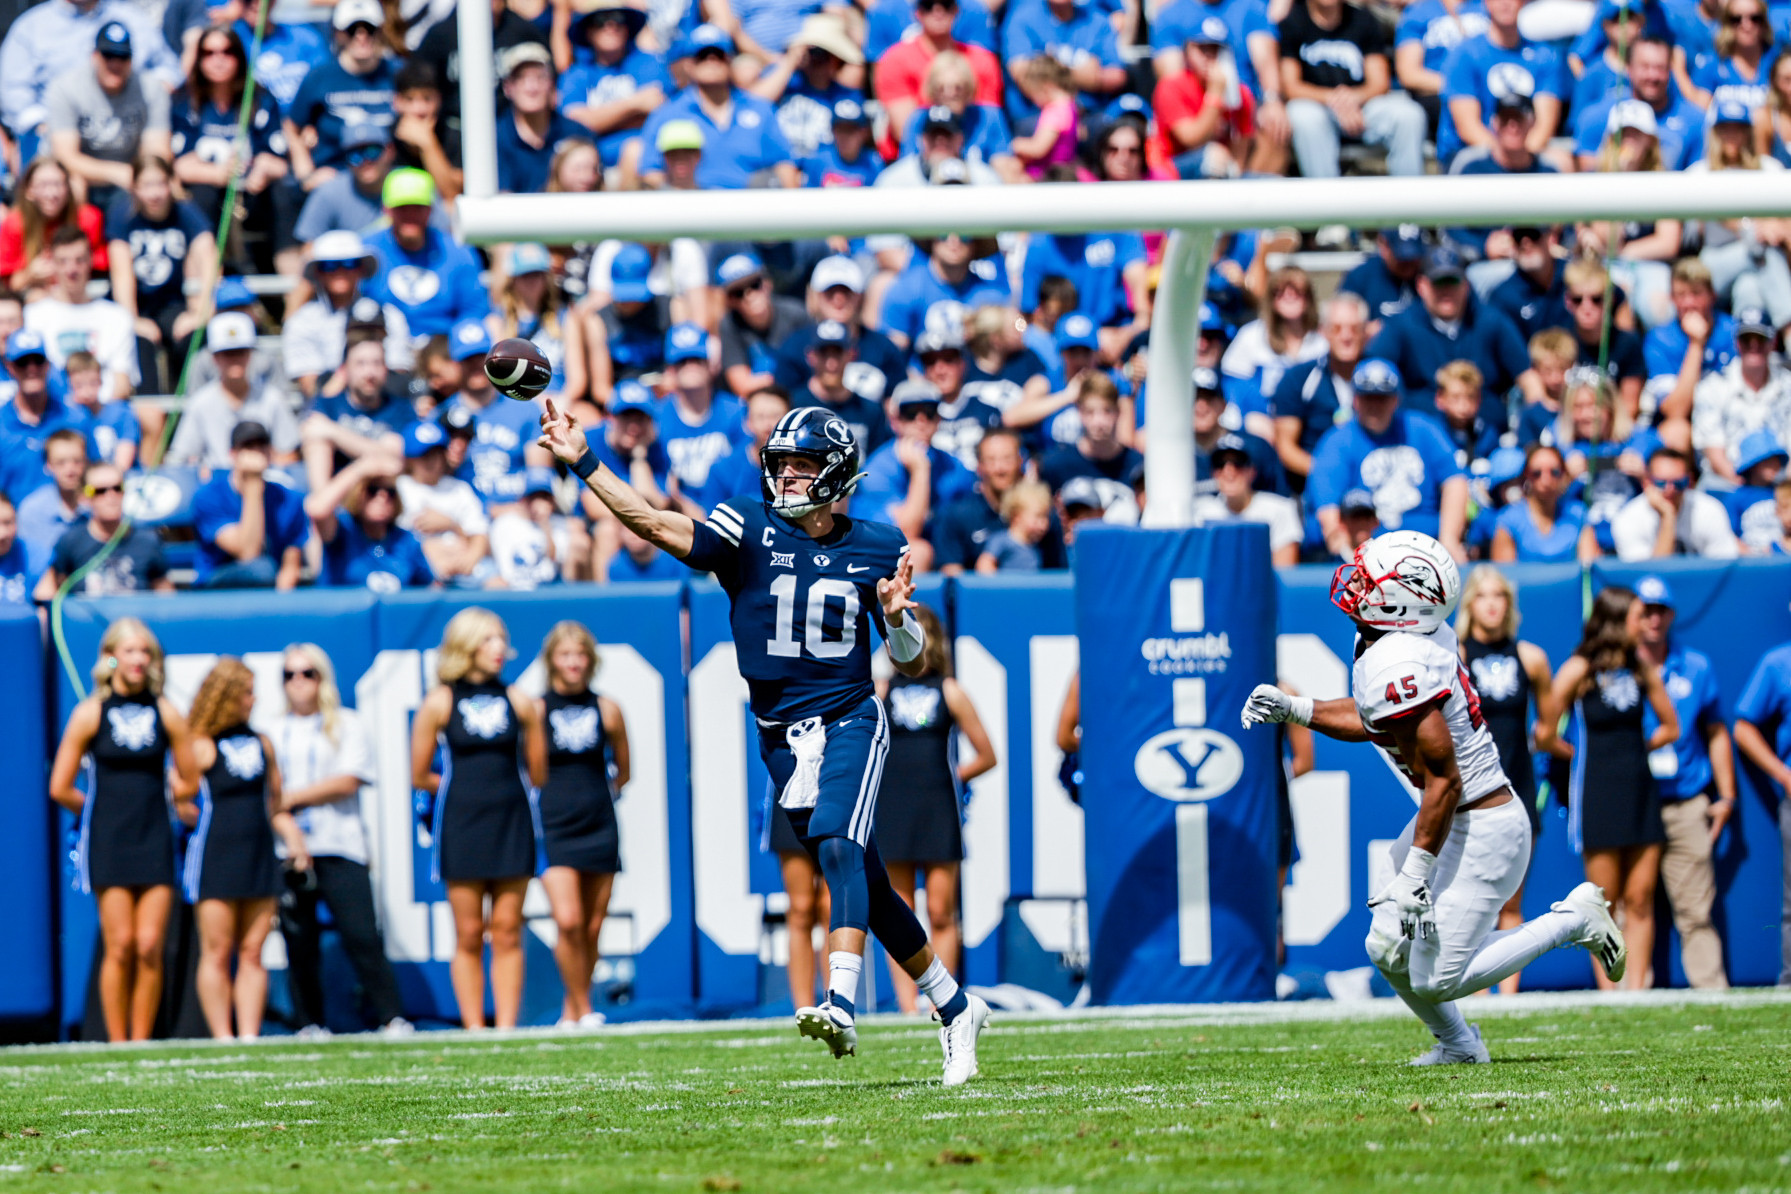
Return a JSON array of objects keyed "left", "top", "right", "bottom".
[{"left": 681, "top": 496, "right": 909, "bottom": 722}]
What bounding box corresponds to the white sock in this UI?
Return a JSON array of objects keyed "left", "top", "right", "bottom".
[
  {"left": 915, "top": 958, "right": 959, "bottom": 1009},
  {"left": 1456, "top": 910, "right": 1582, "bottom": 994},
  {"left": 826, "top": 951, "right": 862, "bottom": 1015}
]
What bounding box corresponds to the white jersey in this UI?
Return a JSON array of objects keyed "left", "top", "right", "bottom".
[{"left": 1351, "top": 623, "right": 1510, "bottom": 804}]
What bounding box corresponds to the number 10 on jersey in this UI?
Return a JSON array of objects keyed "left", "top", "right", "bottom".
[{"left": 767, "top": 575, "right": 861, "bottom": 660}]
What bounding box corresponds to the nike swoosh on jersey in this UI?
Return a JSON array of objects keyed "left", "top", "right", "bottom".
[{"left": 847, "top": 564, "right": 870, "bottom": 573}]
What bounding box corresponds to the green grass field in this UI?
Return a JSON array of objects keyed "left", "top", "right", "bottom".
[{"left": 1, "top": 992, "right": 1787, "bottom": 1193}]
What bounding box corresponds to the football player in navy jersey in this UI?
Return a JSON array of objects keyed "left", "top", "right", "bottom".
[{"left": 540, "top": 399, "right": 991, "bottom": 1085}]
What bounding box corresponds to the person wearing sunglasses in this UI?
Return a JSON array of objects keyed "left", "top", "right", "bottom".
[
  {"left": 271, "top": 643, "right": 411, "bottom": 1037},
  {"left": 717, "top": 250, "right": 807, "bottom": 399},
  {"left": 1609, "top": 446, "right": 1742, "bottom": 560},
  {"left": 284, "top": 0, "right": 399, "bottom": 191},
  {"left": 1562, "top": 259, "right": 1646, "bottom": 422},
  {"left": 1689, "top": 307, "right": 1791, "bottom": 485},
  {"left": 874, "top": 0, "right": 1004, "bottom": 160},
  {"left": 1490, "top": 443, "right": 1589, "bottom": 564},
  {"left": 34, "top": 461, "right": 170, "bottom": 598},
  {"left": 559, "top": 3, "right": 669, "bottom": 173},
  {"left": 285, "top": 231, "right": 415, "bottom": 402},
  {"left": 635, "top": 25, "right": 801, "bottom": 191},
  {"left": 1685, "top": 0, "right": 1776, "bottom": 109},
  {"left": 305, "top": 453, "right": 434, "bottom": 589},
  {"left": 44, "top": 22, "right": 175, "bottom": 217}
]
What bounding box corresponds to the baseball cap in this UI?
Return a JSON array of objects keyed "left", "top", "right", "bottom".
[
  {"left": 922, "top": 105, "right": 963, "bottom": 135},
  {"left": 610, "top": 243, "right": 654, "bottom": 303},
  {"left": 442, "top": 405, "right": 476, "bottom": 437},
  {"left": 306, "top": 230, "right": 374, "bottom": 278},
  {"left": 665, "top": 322, "right": 710, "bottom": 363},
  {"left": 915, "top": 325, "right": 966, "bottom": 354},
  {"left": 1192, "top": 366, "right": 1223, "bottom": 397},
  {"left": 1055, "top": 313, "right": 1099, "bottom": 351},
  {"left": 347, "top": 295, "right": 386, "bottom": 330},
  {"left": 892, "top": 378, "right": 944, "bottom": 410},
  {"left": 811, "top": 255, "right": 864, "bottom": 293},
  {"left": 1198, "top": 302, "right": 1229, "bottom": 335},
  {"left": 522, "top": 467, "right": 558, "bottom": 498},
  {"left": 931, "top": 157, "right": 970, "bottom": 185},
  {"left": 1608, "top": 0, "right": 1646, "bottom": 15},
  {"left": 3, "top": 329, "right": 47, "bottom": 363},
  {"left": 508, "top": 242, "right": 551, "bottom": 276},
  {"left": 1190, "top": 14, "right": 1229, "bottom": 44},
  {"left": 450, "top": 319, "right": 492, "bottom": 360},
  {"left": 382, "top": 167, "right": 435, "bottom": 209},
  {"left": 230, "top": 420, "right": 272, "bottom": 450},
  {"left": 95, "top": 21, "right": 132, "bottom": 56},
  {"left": 1059, "top": 476, "right": 1106, "bottom": 513},
  {"left": 1486, "top": 446, "right": 1528, "bottom": 488},
  {"left": 715, "top": 251, "right": 764, "bottom": 287},
  {"left": 207, "top": 311, "right": 257, "bottom": 352},
  {"left": 215, "top": 276, "right": 257, "bottom": 309},
  {"left": 1735, "top": 428, "right": 1789, "bottom": 475},
  {"left": 1608, "top": 98, "right": 1658, "bottom": 137},
  {"left": 498, "top": 41, "right": 552, "bottom": 76},
  {"left": 1108, "top": 92, "right": 1152, "bottom": 122},
  {"left": 813, "top": 319, "right": 851, "bottom": 346},
  {"left": 1491, "top": 70, "right": 1535, "bottom": 115},
  {"left": 404, "top": 419, "right": 448, "bottom": 457},
  {"left": 1353, "top": 357, "right": 1403, "bottom": 395},
  {"left": 1712, "top": 98, "right": 1754, "bottom": 127},
  {"left": 831, "top": 97, "right": 869, "bottom": 126},
  {"left": 1634, "top": 574, "right": 1676, "bottom": 610},
  {"left": 610, "top": 378, "right": 656, "bottom": 413},
  {"left": 672, "top": 22, "right": 734, "bottom": 59},
  {"left": 1422, "top": 244, "right": 1467, "bottom": 283},
  {"left": 1210, "top": 433, "right": 1253, "bottom": 466},
  {"left": 1735, "top": 306, "right": 1775, "bottom": 338},
  {"left": 332, "top": 0, "right": 383, "bottom": 30},
  {"left": 656, "top": 119, "right": 705, "bottom": 153},
  {"left": 1340, "top": 487, "right": 1377, "bottom": 516},
  {"left": 342, "top": 122, "right": 387, "bottom": 151},
  {"left": 1385, "top": 224, "right": 1425, "bottom": 262}
]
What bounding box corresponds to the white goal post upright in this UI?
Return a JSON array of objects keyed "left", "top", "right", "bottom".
[{"left": 452, "top": 40, "right": 1791, "bottom": 527}]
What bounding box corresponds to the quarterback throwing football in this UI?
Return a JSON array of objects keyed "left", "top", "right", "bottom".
[{"left": 1242, "top": 532, "right": 1627, "bottom": 1063}]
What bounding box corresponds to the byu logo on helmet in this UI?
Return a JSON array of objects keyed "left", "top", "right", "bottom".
[{"left": 1134, "top": 729, "right": 1245, "bottom": 801}]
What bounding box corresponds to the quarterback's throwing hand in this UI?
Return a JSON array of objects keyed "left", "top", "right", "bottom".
[
  {"left": 537, "top": 398, "right": 588, "bottom": 466},
  {"left": 1369, "top": 872, "right": 1437, "bottom": 941},
  {"left": 1241, "top": 684, "right": 1301, "bottom": 729}
]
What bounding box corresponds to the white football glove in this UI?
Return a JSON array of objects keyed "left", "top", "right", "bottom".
[
  {"left": 1240, "top": 684, "right": 1312, "bottom": 729},
  {"left": 1368, "top": 847, "right": 1438, "bottom": 940}
]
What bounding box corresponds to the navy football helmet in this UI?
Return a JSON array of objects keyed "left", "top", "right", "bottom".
[{"left": 760, "top": 407, "right": 864, "bottom": 518}]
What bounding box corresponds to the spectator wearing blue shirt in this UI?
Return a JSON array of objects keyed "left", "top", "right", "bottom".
[
  {"left": 792, "top": 320, "right": 894, "bottom": 455},
  {"left": 595, "top": 242, "right": 673, "bottom": 379},
  {"left": 1570, "top": 0, "right": 1646, "bottom": 118},
  {"left": 442, "top": 320, "right": 547, "bottom": 507},
  {"left": 1366, "top": 244, "right": 1543, "bottom": 418},
  {"left": 560, "top": 4, "right": 669, "bottom": 170},
  {"left": 1001, "top": 0, "right": 1128, "bottom": 122},
  {"left": 877, "top": 233, "right": 1012, "bottom": 351},
  {"left": 0, "top": 495, "right": 33, "bottom": 604},
  {"left": 801, "top": 97, "right": 884, "bottom": 187},
  {"left": 230, "top": 0, "right": 331, "bottom": 112},
  {"left": 1721, "top": 429, "right": 1788, "bottom": 549},
  {"left": 1444, "top": 82, "right": 1557, "bottom": 261},
  {"left": 192, "top": 420, "right": 310, "bottom": 589},
  {"left": 589, "top": 379, "right": 673, "bottom": 502},
  {"left": 1307, "top": 357, "right": 1470, "bottom": 558},
  {"left": 1572, "top": 38, "right": 1705, "bottom": 172},
  {"left": 1020, "top": 231, "right": 1149, "bottom": 343},
  {"left": 608, "top": 519, "right": 691, "bottom": 581},
  {"left": 852, "top": 379, "right": 977, "bottom": 555},
  {"left": 1269, "top": 291, "right": 1369, "bottom": 484},
  {"left": 284, "top": 0, "right": 399, "bottom": 184},
  {"left": 635, "top": 25, "right": 800, "bottom": 190},
  {"left": 1488, "top": 226, "right": 1573, "bottom": 341},
  {"left": 1340, "top": 225, "right": 1423, "bottom": 329},
  {"left": 750, "top": 14, "right": 864, "bottom": 160},
  {"left": 301, "top": 336, "right": 412, "bottom": 492},
  {"left": 1279, "top": 0, "right": 1429, "bottom": 180},
  {"left": 496, "top": 43, "right": 594, "bottom": 194},
  {"left": 1688, "top": 0, "right": 1779, "bottom": 109},
  {"left": 0, "top": 330, "right": 95, "bottom": 503},
  {"left": 1193, "top": 367, "right": 1286, "bottom": 500},
  {"left": 774, "top": 255, "right": 906, "bottom": 399},
  {"left": 1632, "top": 575, "right": 1735, "bottom": 989},
  {"left": 1732, "top": 631, "right": 1791, "bottom": 985},
  {"left": 866, "top": 0, "right": 998, "bottom": 60},
  {"left": 1490, "top": 442, "right": 1588, "bottom": 562},
  {"left": 1436, "top": 0, "right": 1563, "bottom": 166},
  {"left": 14, "top": 428, "right": 88, "bottom": 578},
  {"left": 1570, "top": 0, "right": 1675, "bottom": 73},
  {"left": 1393, "top": 0, "right": 1488, "bottom": 134},
  {"left": 718, "top": 0, "right": 831, "bottom": 68},
  {"left": 657, "top": 322, "right": 751, "bottom": 515},
  {"left": 306, "top": 455, "right": 435, "bottom": 591},
  {"left": 364, "top": 169, "right": 492, "bottom": 338}
]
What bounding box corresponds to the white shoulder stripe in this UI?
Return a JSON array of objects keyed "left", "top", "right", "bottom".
[{"left": 710, "top": 505, "right": 744, "bottom": 531}]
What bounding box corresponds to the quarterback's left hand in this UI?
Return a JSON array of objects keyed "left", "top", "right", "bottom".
[
  {"left": 877, "top": 553, "right": 918, "bottom": 625},
  {"left": 1368, "top": 872, "right": 1436, "bottom": 941}
]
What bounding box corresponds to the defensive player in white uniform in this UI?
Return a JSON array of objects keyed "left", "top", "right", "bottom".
[{"left": 1242, "top": 532, "right": 1628, "bottom": 1063}]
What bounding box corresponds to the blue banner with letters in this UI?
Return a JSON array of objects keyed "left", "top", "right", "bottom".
[{"left": 1076, "top": 524, "right": 1279, "bottom": 1004}]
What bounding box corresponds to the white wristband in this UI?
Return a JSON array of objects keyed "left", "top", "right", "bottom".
[
  {"left": 887, "top": 612, "right": 925, "bottom": 663},
  {"left": 1287, "top": 695, "right": 1313, "bottom": 727},
  {"left": 1400, "top": 846, "right": 1438, "bottom": 884}
]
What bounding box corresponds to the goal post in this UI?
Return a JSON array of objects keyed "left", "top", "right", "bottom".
[{"left": 452, "top": 4, "right": 1791, "bottom": 526}]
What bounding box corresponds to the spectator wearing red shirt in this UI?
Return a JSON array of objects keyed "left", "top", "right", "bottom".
[
  {"left": 875, "top": 0, "right": 1004, "bottom": 158},
  {"left": 1152, "top": 18, "right": 1258, "bottom": 180},
  {"left": 0, "top": 158, "right": 107, "bottom": 293}
]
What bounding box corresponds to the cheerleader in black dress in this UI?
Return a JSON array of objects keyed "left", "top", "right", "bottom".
[
  {"left": 537, "top": 621, "right": 631, "bottom": 1029},
  {"left": 1537, "top": 587, "right": 1679, "bottom": 991},
  {"left": 182, "top": 657, "right": 310, "bottom": 1039},
  {"left": 49, "top": 618, "right": 198, "bottom": 1043},
  {"left": 410, "top": 608, "right": 547, "bottom": 1029},
  {"left": 1457, "top": 565, "right": 1559, "bottom": 993},
  {"left": 871, "top": 606, "right": 997, "bottom": 1014}
]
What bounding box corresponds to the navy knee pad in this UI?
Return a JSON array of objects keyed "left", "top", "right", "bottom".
[{"left": 816, "top": 836, "right": 870, "bottom": 934}]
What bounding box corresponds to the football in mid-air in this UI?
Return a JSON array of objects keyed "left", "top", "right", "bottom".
[{"left": 485, "top": 337, "right": 553, "bottom": 400}]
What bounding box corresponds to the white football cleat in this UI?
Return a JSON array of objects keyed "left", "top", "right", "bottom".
[
  {"left": 1554, "top": 881, "right": 1627, "bottom": 983},
  {"left": 796, "top": 1003, "right": 857, "bottom": 1058},
  {"left": 1409, "top": 1023, "right": 1490, "bottom": 1066},
  {"left": 938, "top": 993, "right": 991, "bottom": 1087}
]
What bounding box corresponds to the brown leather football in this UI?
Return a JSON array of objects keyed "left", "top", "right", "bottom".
[{"left": 484, "top": 337, "right": 553, "bottom": 399}]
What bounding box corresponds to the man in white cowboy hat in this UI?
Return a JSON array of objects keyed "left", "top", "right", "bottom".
[
  {"left": 749, "top": 12, "right": 866, "bottom": 159},
  {"left": 283, "top": 230, "right": 415, "bottom": 398}
]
